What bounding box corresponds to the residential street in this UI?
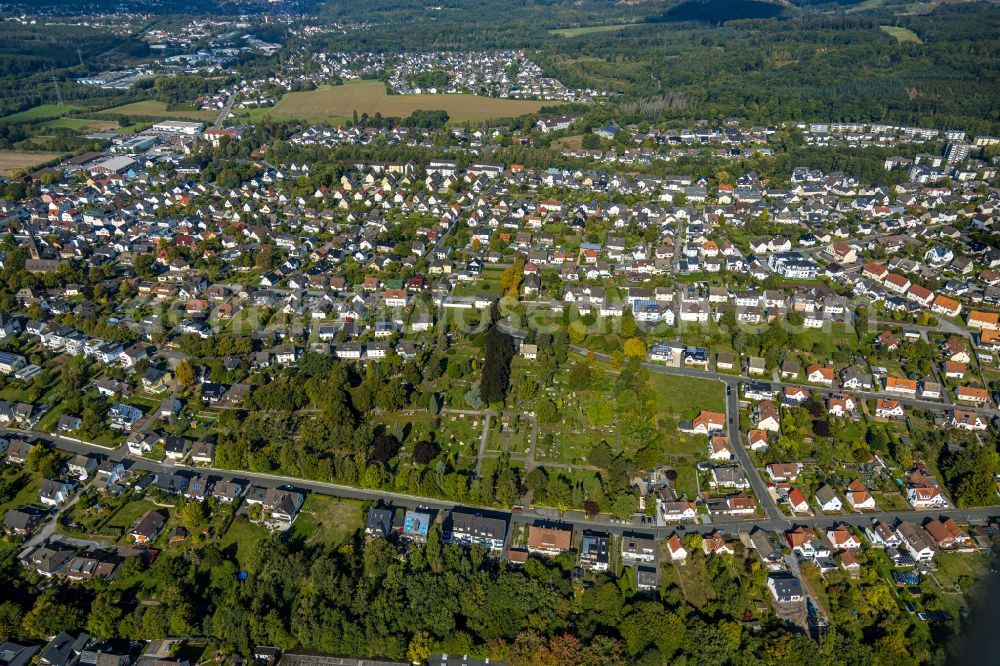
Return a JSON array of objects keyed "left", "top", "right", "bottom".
[{"left": 9, "top": 427, "right": 998, "bottom": 546}]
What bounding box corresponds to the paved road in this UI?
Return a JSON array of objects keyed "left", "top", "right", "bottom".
[
  {"left": 24, "top": 492, "right": 81, "bottom": 548},
  {"left": 725, "top": 381, "right": 786, "bottom": 523},
  {"left": 213, "top": 94, "right": 236, "bottom": 129},
  {"left": 11, "top": 428, "right": 1000, "bottom": 545}
]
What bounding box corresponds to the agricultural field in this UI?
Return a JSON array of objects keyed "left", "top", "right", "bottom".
[
  {"left": 101, "top": 100, "right": 217, "bottom": 122},
  {"left": 0, "top": 103, "right": 81, "bottom": 123},
  {"left": 0, "top": 150, "right": 64, "bottom": 177},
  {"left": 549, "top": 23, "right": 639, "bottom": 37},
  {"left": 41, "top": 117, "right": 119, "bottom": 132},
  {"left": 253, "top": 80, "right": 550, "bottom": 123},
  {"left": 880, "top": 25, "right": 923, "bottom": 43}
]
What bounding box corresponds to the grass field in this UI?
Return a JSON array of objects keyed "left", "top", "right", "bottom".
[
  {"left": 42, "top": 117, "right": 119, "bottom": 132},
  {"left": 101, "top": 100, "right": 217, "bottom": 122},
  {"left": 549, "top": 23, "right": 639, "bottom": 37},
  {"left": 105, "top": 498, "right": 161, "bottom": 542},
  {"left": 219, "top": 517, "right": 270, "bottom": 569},
  {"left": 554, "top": 134, "right": 585, "bottom": 150},
  {"left": 254, "top": 81, "right": 551, "bottom": 123},
  {"left": 1, "top": 103, "right": 80, "bottom": 123},
  {"left": 880, "top": 25, "right": 923, "bottom": 43},
  {"left": 0, "top": 467, "right": 42, "bottom": 516},
  {"left": 286, "top": 495, "right": 364, "bottom": 547},
  {"left": 0, "top": 150, "right": 64, "bottom": 176},
  {"left": 649, "top": 373, "right": 725, "bottom": 416}
]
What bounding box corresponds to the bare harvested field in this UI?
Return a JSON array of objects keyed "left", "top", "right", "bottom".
[
  {"left": 0, "top": 151, "right": 64, "bottom": 177},
  {"left": 102, "top": 100, "right": 217, "bottom": 122},
  {"left": 257, "top": 80, "right": 551, "bottom": 122}
]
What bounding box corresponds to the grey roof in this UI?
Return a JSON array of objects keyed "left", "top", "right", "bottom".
[
  {"left": 0, "top": 642, "right": 40, "bottom": 666},
  {"left": 39, "top": 632, "right": 90, "bottom": 666},
  {"left": 768, "top": 574, "right": 803, "bottom": 599},
  {"left": 2, "top": 507, "right": 43, "bottom": 530},
  {"left": 816, "top": 485, "right": 839, "bottom": 504},
  {"left": 446, "top": 509, "right": 508, "bottom": 542},
  {"left": 365, "top": 508, "right": 394, "bottom": 537}
]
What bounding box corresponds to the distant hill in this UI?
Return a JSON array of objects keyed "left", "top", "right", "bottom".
[{"left": 647, "top": 0, "right": 786, "bottom": 24}]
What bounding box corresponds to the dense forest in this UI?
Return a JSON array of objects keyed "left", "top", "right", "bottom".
[
  {"left": 536, "top": 7, "right": 1000, "bottom": 134},
  {"left": 305, "top": 3, "right": 1000, "bottom": 134},
  {"left": 0, "top": 517, "right": 963, "bottom": 665}
]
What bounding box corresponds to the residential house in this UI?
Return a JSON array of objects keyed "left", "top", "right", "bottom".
[
  {"left": 2, "top": 506, "right": 44, "bottom": 535},
  {"left": 711, "top": 466, "right": 750, "bottom": 490},
  {"left": 20, "top": 543, "right": 75, "bottom": 577},
  {"left": 754, "top": 400, "right": 780, "bottom": 432},
  {"left": 578, "top": 530, "right": 611, "bottom": 571},
  {"left": 766, "top": 463, "right": 803, "bottom": 483},
  {"left": 846, "top": 480, "right": 876, "bottom": 510},
  {"left": 767, "top": 574, "right": 804, "bottom": 603},
  {"left": 885, "top": 376, "right": 917, "bottom": 396},
  {"left": 951, "top": 408, "right": 989, "bottom": 431},
  {"left": 955, "top": 386, "right": 990, "bottom": 405},
  {"left": 679, "top": 410, "right": 726, "bottom": 435},
  {"left": 666, "top": 534, "right": 688, "bottom": 562},
  {"left": 896, "top": 521, "right": 937, "bottom": 562},
  {"left": 875, "top": 399, "right": 905, "bottom": 419},
  {"left": 815, "top": 485, "right": 843, "bottom": 513},
  {"left": 865, "top": 521, "right": 902, "bottom": 549},
  {"left": 38, "top": 632, "right": 90, "bottom": 666},
  {"left": 401, "top": 509, "right": 433, "bottom": 542},
  {"left": 702, "top": 531, "right": 734, "bottom": 556},
  {"left": 923, "top": 517, "right": 971, "bottom": 551},
  {"left": 827, "top": 393, "right": 856, "bottom": 417},
  {"left": 621, "top": 533, "right": 657, "bottom": 564},
  {"left": 707, "top": 436, "right": 733, "bottom": 461},
  {"left": 747, "top": 429, "right": 769, "bottom": 451},
  {"left": 40, "top": 479, "right": 75, "bottom": 507},
  {"left": 365, "top": 507, "right": 395, "bottom": 540},
  {"left": 444, "top": 509, "right": 507, "bottom": 550},
  {"left": 806, "top": 363, "right": 835, "bottom": 385},
  {"left": 527, "top": 524, "right": 573, "bottom": 556},
  {"left": 788, "top": 487, "right": 810, "bottom": 514},
  {"left": 129, "top": 509, "right": 166, "bottom": 544}
]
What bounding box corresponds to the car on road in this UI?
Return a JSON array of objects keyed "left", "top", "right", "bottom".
[{"left": 727, "top": 386, "right": 731, "bottom": 395}]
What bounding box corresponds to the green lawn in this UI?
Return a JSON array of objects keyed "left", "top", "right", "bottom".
[
  {"left": 873, "top": 491, "right": 910, "bottom": 511},
  {"left": 934, "top": 552, "right": 989, "bottom": 596},
  {"left": 0, "top": 467, "right": 42, "bottom": 515},
  {"left": 285, "top": 494, "right": 364, "bottom": 547},
  {"left": 648, "top": 373, "right": 725, "bottom": 416},
  {"left": 1, "top": 103, "right": 81, "bottom": 123},
  {"left": 219, "top": 516, "right": 270, "bottom": 569},
  {"left": 105, "top": 498, "right": 161, "bottom": 542},
  {"left": 453, "top": 279, "right": 500, "bottom": 297},
  {"left": 374, "top": 410, "right": 436, "bottom": 445},
  {"left": 436, "top": 412, "right": 484, "bottom": 457}
]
